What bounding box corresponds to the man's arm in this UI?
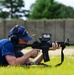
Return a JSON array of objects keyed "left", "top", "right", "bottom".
[
  {"left": 23, "top": 53, "right": 43, "bottom": 64},
  {"left": 5, "top": 50, "right": 37, "bottom": 66}
]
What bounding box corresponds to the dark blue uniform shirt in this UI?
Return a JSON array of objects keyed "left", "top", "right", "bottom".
[{"left": 0, "top": 39, "right": 24, "bottom": 66}]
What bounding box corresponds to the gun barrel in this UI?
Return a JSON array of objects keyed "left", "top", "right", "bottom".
[{"left": 69, "top": 44, "right": 74, "bottom": 46}]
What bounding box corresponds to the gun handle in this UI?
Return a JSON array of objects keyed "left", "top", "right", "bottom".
[{"left": 42, "top": 48, "right": 50, "bottom": 62}]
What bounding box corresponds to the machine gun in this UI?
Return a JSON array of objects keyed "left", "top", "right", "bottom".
[
  {"left": 15, "top": 33, "right": 52, "bottom": 62},
  {"left": 15, "top": 33, "right": 69, "bottom": 66}
]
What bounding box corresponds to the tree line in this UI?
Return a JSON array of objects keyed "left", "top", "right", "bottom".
[{"left": 0, "top": 0, "right": 74, "bottom": 20}]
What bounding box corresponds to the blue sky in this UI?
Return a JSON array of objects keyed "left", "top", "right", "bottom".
[{"left": 24, "top": 0, "right": 74, "bottom": 10}]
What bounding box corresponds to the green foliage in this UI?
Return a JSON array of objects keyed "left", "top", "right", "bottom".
[
  {"left": 28, "top": 0, "right": 74, "bottom": 19},
  {"left": 0, "top": 11, "right": 9, "bottom": 19}
]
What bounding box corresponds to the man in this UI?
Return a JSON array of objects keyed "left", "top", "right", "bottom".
[{"left": 0, "top": 25, "right": 59, "bottom": 66}]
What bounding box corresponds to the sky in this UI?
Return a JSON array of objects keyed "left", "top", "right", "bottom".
[
  {"left": 24, "top": 0, "right": 74, "bottom": 10},
  {"left": 24, "top": 0, "right": 36, "bottom": 10}
]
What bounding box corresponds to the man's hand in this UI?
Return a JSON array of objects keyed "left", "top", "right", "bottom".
[
  {"left": 30, "top": 49, "right": 40, "bottom": 58},
  {"left": 49, "top": 42, "right": 60, "bottom": 50}
]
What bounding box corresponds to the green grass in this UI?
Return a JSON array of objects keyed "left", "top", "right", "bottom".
[
  {"left": 0, "top": 55, "right": 74, "bottom": 75},
  {"left": 0, "top": 46, "right": 74, "bottom": 75},
  {"left": 66, "top": 46, "right": 74, "bottom": 48}
]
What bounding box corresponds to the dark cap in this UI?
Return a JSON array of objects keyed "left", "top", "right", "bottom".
[{"left": 8, "top": 25, "right": 33, "bottom": 41}]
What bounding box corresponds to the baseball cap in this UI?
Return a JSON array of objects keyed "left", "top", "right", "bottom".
[{"left": 8, "top": 25, "right": 33, "bottom": 41}]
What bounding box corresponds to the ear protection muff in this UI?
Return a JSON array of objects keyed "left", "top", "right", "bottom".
[
  {"left": 10, "top": 25, "right": 20, "bottom": 44},
  {"left": 10, "top": 35, "right": 19, "bottom": 44}
]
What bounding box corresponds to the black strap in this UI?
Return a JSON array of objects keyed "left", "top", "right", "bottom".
[
  {"left": 55, "top": 39, "right": 69, "bottom": 67},
  {"left": 55, "top": 48, "right": 64, "bottom": 67}
]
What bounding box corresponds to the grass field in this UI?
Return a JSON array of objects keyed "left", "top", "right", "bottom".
[{"left": 0, "top": 47, "right": 74, "bottom": 75}]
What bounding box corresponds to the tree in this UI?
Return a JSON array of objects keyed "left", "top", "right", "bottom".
[
  {"left": 1, "top": 0, "right": 25, "bottom": 19},
  {"left": 28, "top": 0, "right": 74, "bottom": 19},
  {"left": 0, "top": 9, "right": 9, "bottom": 19}
]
